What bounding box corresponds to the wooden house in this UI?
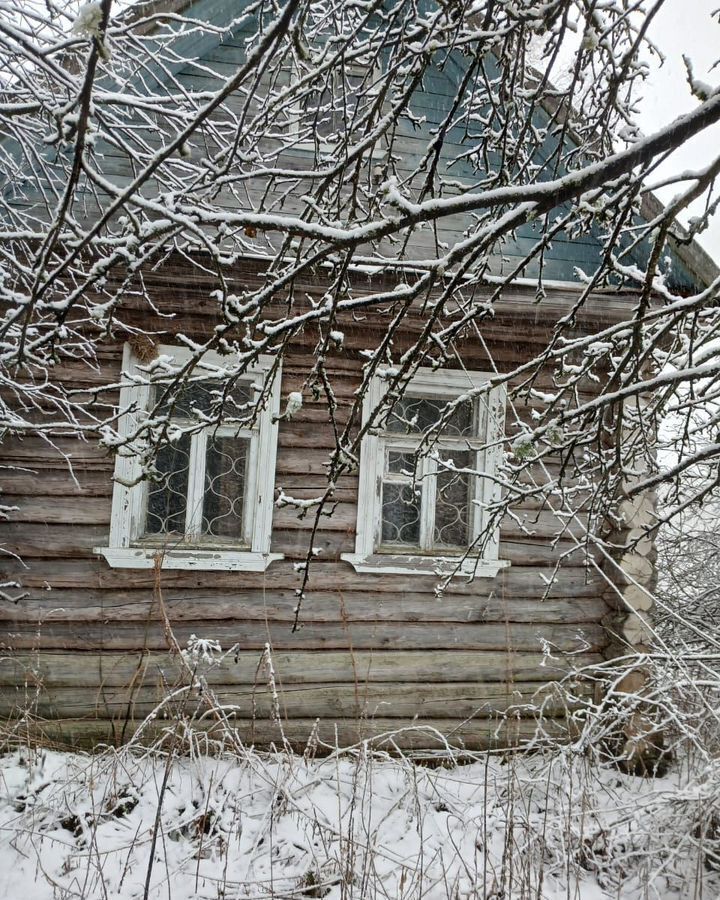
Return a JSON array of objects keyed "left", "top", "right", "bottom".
[{"left": 1, "top": 0, "right": 716, "bottom": 750}]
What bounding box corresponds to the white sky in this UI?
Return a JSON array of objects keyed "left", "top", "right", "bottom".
[{"left": 636, "top": 0, "right": 720, "bottom": 260}]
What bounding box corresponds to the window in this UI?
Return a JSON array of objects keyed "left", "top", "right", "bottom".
[
  {"left": 97, "top": 344, "right": 283, "bottom": 571},
  {"left": 342, "top": 367, "right": 509, "bottom": 577},
  {"left": 299, "top": 63, "right": 369, "bottom": 143},
  {"left": 278, "top": 57, "right": 381, "bottom": 150}
]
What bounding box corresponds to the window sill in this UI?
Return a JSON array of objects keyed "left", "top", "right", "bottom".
[
  {"left": 95, "top": 547, "right": 284, "bottom": 571},
  {"left": 340, "top": 552, "right": 510, "bottom": 578}
]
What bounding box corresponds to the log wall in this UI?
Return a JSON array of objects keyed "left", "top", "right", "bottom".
[{"left": 0, "top": 267, "right": 620, "bottom": 751}]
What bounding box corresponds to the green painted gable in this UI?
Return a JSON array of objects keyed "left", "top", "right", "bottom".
[{"left": 1, "top": 0, "right": 711, "bottom": 293}]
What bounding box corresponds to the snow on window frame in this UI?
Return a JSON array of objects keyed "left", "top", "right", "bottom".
[
  {"left": 342, "top": 366, "right": 509, "bottom": 578},
  {"left": 96, "top": 343, "right": 283, "bottom": 572}
]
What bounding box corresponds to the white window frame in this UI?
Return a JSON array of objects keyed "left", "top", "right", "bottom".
[
  {"left": 96, "top": 344, "right": 283, "bottom": 571},
  {"left": 283, "top": 57, "right": 383, "bottom": 153},
  {"left": 342, "top": 367, "right": 509, "bottom": 578}
]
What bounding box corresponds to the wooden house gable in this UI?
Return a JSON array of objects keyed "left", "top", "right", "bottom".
[{"left": 1, "top": 0, "right": 708, "bottom": 292}]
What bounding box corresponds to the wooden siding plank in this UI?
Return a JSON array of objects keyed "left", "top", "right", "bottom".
[
  {"left": 6, "top": 716, "right": 573, "bottom": 751},
  {"left": 3, "top": 557, "right": 604, "bottom": 596},
  {"left": 2, "top": 495, "right": 594, "bottom": 540},
  {"left": 3, "top": 620, "right": 607, "bottom": 652},
  {"left": 3, "top": 591, "right": 610, "bottom": 625},
  {"left": 1, "top": 680, "right": 588, "bottom": 720},
  {"left": 0, "top": 649, "right": 603, "bottom": 687}
]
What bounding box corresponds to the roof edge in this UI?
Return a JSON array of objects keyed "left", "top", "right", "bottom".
[
  {"left": 640, "top": 193, "right": 720, "bottom": 290},
  {"left": 115, "top": 0, "right": 198, "bottom": 35}
]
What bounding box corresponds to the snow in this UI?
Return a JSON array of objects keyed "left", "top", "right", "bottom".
[
  {"left": 1, "top": 741, "right": 718, "bottom": 900},
  {"left": 72, "top": 3, "right": 103, "bottom": 39},
  {"left": 280, "top": 391, "right": 303, "bottom": 420}
]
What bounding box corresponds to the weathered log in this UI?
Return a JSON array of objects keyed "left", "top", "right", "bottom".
[
  {"left": 3, "top": 619, "right": 608, "bottom": 652},
  {"left": 7, "top": 714, "right": 573, "bottom": 752},
  {"left": 0, "top": 649, "right": 603, "bottom": 688},
  {"left": 3, "top": 590, "right": 610, "bottom": 626},
  {"left": 1, "top": 679, "right": 588, "bottom": 721}
]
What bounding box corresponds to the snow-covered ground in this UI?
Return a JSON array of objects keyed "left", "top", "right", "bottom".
[{"left": 1, "top": 735, "right": 718, "bottom": 899}]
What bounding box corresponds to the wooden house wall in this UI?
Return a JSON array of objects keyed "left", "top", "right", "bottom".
[
  {"left": 0, "top": 266, "right": 616, "bottom": 750},
  {"left": 1, "top": 0, "right": 713, "bottom": 751}
]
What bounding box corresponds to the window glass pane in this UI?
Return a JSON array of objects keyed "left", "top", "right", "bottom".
[
  {"left": 386, "top": 449, "right": 416, "bottom": 476},
  {"left": 381, "top": 482, "right": 421, "bottom": 546},
  {"left": 302, "top": 86, "right": 335, "bottom": 138},
  {"left": 153, "top": 380, "right": 252, "bottom": 421},
  {"left": 202, "top": 436, "right": 249, "bottom": 540},
  {"left": 145, "top": 435, "right": 191, "bottom": 536},
  {"left": 267, "top": 63, "right": 295, "bottom": 134},
  {"left": 302, "top": 68, "right": 366, "bottom": 140},
  {"left": 434, "top": 451, "right": 473, "bottom": 548},
  {"left": 386, "top": 395, "right": 474, "bottom": 436}
]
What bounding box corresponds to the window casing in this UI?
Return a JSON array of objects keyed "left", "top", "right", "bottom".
[
  {"left": 298, "top": 63, "right": 369, "bottom": 144},
  {"left": 97, "top": 344, "right": 282, "bottom": 571},
  {"left": 278, "top": 57, "right": 381, "bottom": 150},
  {"left": 342, "top": 367, "right": 508, "bottom": 577}
]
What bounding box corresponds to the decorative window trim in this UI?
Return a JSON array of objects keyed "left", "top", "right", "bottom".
[
  {"left": 341, "top": 367, "right": 509, "bottom": 578},
  {"left": 96, "top": 344, "right": 283, "bottom": 572}
]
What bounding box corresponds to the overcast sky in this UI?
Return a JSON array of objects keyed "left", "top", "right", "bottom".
[{"left": 636, "top": 0, "right": 720, "bottom": 260}]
